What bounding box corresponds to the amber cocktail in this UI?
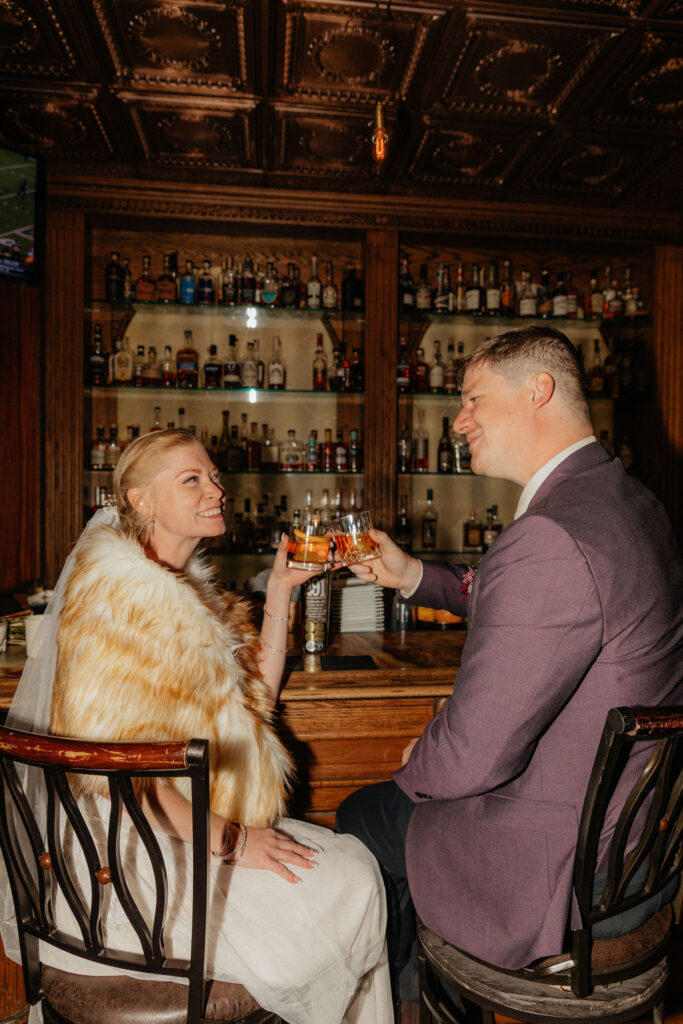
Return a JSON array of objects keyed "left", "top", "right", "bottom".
[
  {"left": 331, "top": 511, "right": 381, "bottom": 566},
  {"left": 286, "top": 523, "right": 331, "bottom": 571}
]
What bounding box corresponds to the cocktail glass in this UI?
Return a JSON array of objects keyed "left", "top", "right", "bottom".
[
  {"left": 331, "top": 511, "right": 381, "bottom": 565},
  {"left": 286, "top": 522, "right": 332, "bottom": 571}
]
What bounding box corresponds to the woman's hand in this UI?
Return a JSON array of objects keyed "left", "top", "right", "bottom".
[
  {"left": 238, "top": 825, "right": 318, "bottom": 883},
  {"left": 268, "top": 533, "right": 330, "bottom": 596}
]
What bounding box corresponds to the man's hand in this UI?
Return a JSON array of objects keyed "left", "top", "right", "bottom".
[
  {"left": 401, "top": 737, "right": 419, "bottom": 765},
  {"left": 343, "top": 528, "right": 422, "bottom": 592}
]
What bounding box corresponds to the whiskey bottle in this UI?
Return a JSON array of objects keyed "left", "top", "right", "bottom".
[
  {"left": 334, "top": 429, "right": 348, "bottom": 473},
  {"left": 179, "top": 259, "right": 196, "bottom": 305},
  {"left": 220, "top": 256, "right": 237, "bottom": 306},
  {"left": 565, "top": 271, "right": 578, "bottom": 318},
  {"left": 226, "top": 426, "right": 242, "bottom": 472},
  {"left": 438, "top": 416, "right": 454, "bottom": 473},
  {"left": 517, "top": 270, "right": 537, "bottom": 317},
  {"left": 239, "top": 413, "right": 249, "bottom": 469},
  {"left": 321, "top": 428, "right": 334, "bottom": 472},
  {"left": 281, "top": 428, "right": 304, "bottom": 471},
  {"left": 601, "top": 264, "right": 615, "bottom": 319},
  {"left": 465, "top": 263, "right": 485, "bottom": 315},
  {"left": 261, "top": 425, "right": 280, "bottom": 471},
  {"left": 397, "top": 337, "right": 411, "bottom": 392},
  {"left": 422, "top": 490, "right": 437, "bottom": 550},
  {"left": 322, "top": 262, "right": 338, "bottom": 310},
  {"left": 150, "top": 406, "right": 162, "bottom": 433},
  {"left": 453, "top": 262, "right": 466, "bottom": 314},
  {"left": 585, "top": 271, "right": 603, "bottom": 321},
  {"left": 429, "top": 340, "right": 445, "bottom": 393},
  {"left": 350, "top": 348, "right": 364, "bottom": 392},
  {"left": 268, "top": 336, "right": 286, "bottom": 389},
  {"left": 331, "top": 342, "right": 350, "bottom": 392},
  {"left": 588, "top": 338, "right": 605, "bottom": 396},
  {"left": 333, "top": 490, "right": 345, "bottom": 518},
  {"left": 302, "top": 572, "right": 332, "bottom": 656},
  {"left": 307, "top": 256, "right": 322, "bottom": 310},
  {"left": 197, "top": 259, "right": 215, "bottom": 305},
  {"left": 397, "top": 423, "right": 411, "bottom": 474},
  {"left": 254, "top": 262, "right": 263, "bottom": 305},
  {"left": 247, "top": 422, "right": 262, "bottom": 471},
  {"left": 136, "top": 254, "right": 156, "bottom": 303},
  {"left": 133, "top": 345, "right": 146, "bottom": 387},
  {"left": 410, "top": 346, "right": 429, "bottom": 393},
  {"left": 444, "top": 340, "right": 458, "bottom": 395},
  {"left": 396, "top": 494, "right": 412, "bottom": 552},
  {"left": 88, "top": 323, "right": 108, "bottom": 387},
  {"left": 348, "top": 429, "right": 362, "bottom": 473},
  {"left": 157, "top": 255, "right": 177, "bottom": 303},
  {"left": 485, "top": 261, "right": 501, "bottom": 315},
  {"left": 241, "top": 256, "right": 256, "bottom": 304},
  {"left": 551, "top": 272, "right": 569, "bottom": 318},
  {"left": 161, "top": 345, "right": 177, "bottom": 387},
  {"left": 105, "top": 251, "right": 125, "bottom": 302},
  {"left": 177, "top": 330, "right": 199, "bottom": 388},
  {"left": 253, "top": 339, "right": 266, "bottom": 388},
  {"left": 482, "top": 505, "right": 503, "bottom": 551},
  {"left": 280, "top": 263, "right": 298, "bottom": 308},
  {"left": 312, "top": 333, "right": 328, "bottom": 390},
  {"left": 262, "top": 261, "right": 279, "bottom": 307},
  {"left": 240, "top": 341, "right": 259, "bottom": 387},
  {"left": 434, "top": 262, "right": 449, "bottom": 314},
  {"left": 500, "top": 259, "right": 515, "bottom": 315},
  {"left": 223, "top": 334, "right": 240, "bottom": 388},
  {"left": 412, "top": 408, "right": 429, "bottom": 472},
  {"left": 90, "top": 425, "right": 107, "bottom": 470},
  {"left": 415, "top": 264, "right": 432, "bottom": 311},
  {"left": 453, "top": 432, "right": 472, "bottom": 473},
  {"left": 203, "top": 345, "right": 222, "bottom": 389},
  {"left": 104, "top": 424, "right": 121, "bottom": 470},
  {"left": 399, "top": 257, "right": 415, "bottom": 311},
  {"left": 464, "top": 512, "right": 483, "bottom": 552},
  {"left": 305, "top": 430, "right": 320, "bottom": 473},
  {"left": 113, "top": 336, "right": 134, "bottom": 384},
  {"left": 141, "top": 346, "right": 162, "bottom": 387}
]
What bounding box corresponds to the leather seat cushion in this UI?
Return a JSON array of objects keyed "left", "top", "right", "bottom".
[{"left": 41, "top": 965, "right": 266, "bottom": 1024}]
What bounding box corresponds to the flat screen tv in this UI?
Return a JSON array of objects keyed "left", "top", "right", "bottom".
[{"left": 0, "top": 145, "right": 43, "bottom": 285}]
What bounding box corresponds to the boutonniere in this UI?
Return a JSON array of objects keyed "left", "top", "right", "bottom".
[{"left": 461, "top": 565, "right": 478, "bottom": 599}]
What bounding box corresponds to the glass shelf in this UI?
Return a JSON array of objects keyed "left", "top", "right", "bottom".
[
  {"left": 85, "top": 387, "right": 364, "bottom": 401},
  {"left": 398, "top": 312, "right": 650, "bottom": 330},
  {"left": 85, "top": 468, "right": 364, "bottom": 477},
  {"left": 87, "top": 301, "right": 365, "bottom": 324}
]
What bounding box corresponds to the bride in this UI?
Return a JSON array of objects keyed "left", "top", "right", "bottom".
[{"left": 0, "top": 428, "right": 392, "bottom": 1024}]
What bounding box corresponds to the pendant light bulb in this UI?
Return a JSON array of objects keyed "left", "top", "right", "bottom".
[{"left": 372, "top": 99, "right": 389, "bottom": 164}]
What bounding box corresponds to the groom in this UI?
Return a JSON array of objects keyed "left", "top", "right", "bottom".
[{"left": 336, "top": 324, "right": 683, "bottom": 996}]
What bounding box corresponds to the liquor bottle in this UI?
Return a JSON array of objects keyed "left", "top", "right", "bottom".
[
  {"left": 196, "top": 259, "right": 215, "bottom": 304},
  {"left": 601, "top": 264, "right": 615, "bottom": 318},
  {"left": 240, "top": 341, "right": 259, "bottom": 387},
  {"left": 225, "top": 426, "right": 242, "bottom": 472},
  {"left": 464, "top": 512, "right": 483, "bottom": 551},
  {"left": 268, "top": 337, "right": 286, "bottom": 389},
  {"left": 312, "top": 333, "right": 328, "bottom": 390},
  {"left": 223, "top": 334, "right": 240, "bottom": 388},
  {"left": 217, "top": 409, "right": 230, "bottom": 471},
  {"left": 465, "top": 263, "right": 484, "bottom": 315},
  {"left": 348, "top": 429, "right": 362, "bottom": 473},
  {"left": 551, "top": 272, "right": 569, "bottom": 318},
  {"left": 133, "top": 344, "right": 146, "bottom": 387},
  {"left": 105, "top": 251, "right": 125, "bottom": 302},
  {"left": 500, "top": 259, "right": 515, "bottom": 315},
  {"left": 429, "top": 340, "right": 445, "bottom": 393},
  {"left": 412, "top": 408, "right": 429, "bottom": 472},
  {"left": 396, "top": 494, "right": 412, "bottom": 552},
  {"left": 565, "top": 271, "right": 578, "bottom": 318},
  {"left": 321, "top": 428, "right": 334, "bottom": 472},
  {"left": 307, "top": 256, "right": 322, "bottom": 310},
  {"left": 410, "top": 346, "right": 429, "bottom": 393},
  {"left": 535, "top": 269, "right": 552, "bottom": 318},
  {"left": 482, "top": 505, "right": 503, "bottom": 551},
  {"left": 302, "top": 572, "right": 332, "bottom": 656},
  {"left": 88, "top": 323, "right": 108, "bottom": 386},
  {"left": 220, "top": 256, "right": 237, "bottom": 306},
  {"left": 136, "top": 254, "right": 156, "bottom": 303},
  {"left": 415, "top": 264, "right": 432, "bottom": 311},
  {"left": 261, "top": 261, "right": 279, "bottom": 306},
  {"left": 150, "top": 406, "right": 162, "bottom": 433},
  {"left": 179, "top": 259, "right": 196, "bottom": 305},
  {"left": 239, "top": 413, "right": 249, "bottom": 469},
  {"left": 141, "top": 346, "right": 162, "bottom": 387},
  {"left": 517, "top": 270, "right": 537, "bottom": 317},
  {"left": 303, "top": 488, "right": 314, "bottom": 525},
  {"left": 585, "top": 271, "right": 603, "bottom": 320},
  {"left": 334, "top": 429, "right": 348, "bottom": 472},
  {"left": 113, "top": 335, "right": 134, "bottom": 384},
  {"left": 333, "top": 490, "right": 345, "bottom": 518},
  {"left": 331, "top": 342, "right": 350, "bottom": 392},
  {"left": 280, "top": 263, "right": 298, "bottom": 308},
  {"left": 422, "top": 490, "right": 437, "bottom": 550},
  {"left": 350, "top": 348, "right": 364, "bottom": 392},
  {"left": 438, "top": 416, "right": 454, "bottom": 473},
  {"left": 297, "top": 264, "right": 308, "bottom": 309},
  {"left": 122, "top": 258, "right": 135, "bottom": 303},
  {"left": 252, "top": 339, "right": 265, "bottom": 388},
  {"left": 434, "top": 262, "right": 449, "bottom": 313},
  {"left": 281, "top": 428, "right": 304, "bottom": 471},
  {"left": 104, "top": 424, "right": 121, "bottom": 469},
  {"left": 350, "top": 266, "right": 363, "bottom": 310},
  {"left": 241, "top": 256, "right": 256, "bottom": 304},
  {"left": 157, "top": 254, "right": 177, "bottom": 303},
  {"left": 254, "top": 262, "right": 263, "bottom": 305},
  {"left": 261, "top": 425, "right": 280, "bottom": 471},
  {"left": 453, "top": 262, "right": 466, "bottom": 314},
  {"left": 452, "top": 431, "right": 471, "bottom": 473},
  {"left": 397, "top": 423, "right": 411, "bottom": 474},
  {"left": 607, "top": 276, "right": 624, "bottom": 318},
  {"left": 444, "top": 340, "right": 458, "bottom": 395},
  {"left": 397, "top": 336, "right": 411, "bottom": 392},
  {"left": 322, "top": 262, "right": 338, "bottom": 310},
  {"left": 177, "top": 330, "right": 199, "bottom": 388},
  {"left": 247, "top": 422, "right": 261, "bottom": 471},
  {"left": 399, "top": 257, "right": 415, "bottom": 311},
  {"left": 161, "top": 345, "right": 177, "bottom": 387},
  {"left": 485, "top": 261, "right": 501, "bottom": 315},
  {"left": 588, "top": 338, "right": 605, "bottom": 396},
  {"left": 90, "top": 425, "right": 107, "bottom": 470},
  {"left": 242, "top": 498, "right": 254, "bottom": 550},
  {"left": 203, "top": 345, "right": 222, "bottom": 389},
  {"left": 305, "top": 429, "right": 320, "bottom": 472}
]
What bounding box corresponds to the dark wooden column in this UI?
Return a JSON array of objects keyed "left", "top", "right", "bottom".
[
  {"left": 652, "top": 245, "right": 683, "bottom": 540},
  {"left": 363, "top": 230, "right": 399, "bottom": 532},
  {"left": 44, "top": 211, "right": 85, "bottom": 585}
]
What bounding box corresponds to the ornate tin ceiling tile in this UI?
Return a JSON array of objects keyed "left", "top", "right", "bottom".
[
  {"left": 0, "top": 87, "right": 113, "bottom": 156},
  {"left": 273, "top": 106, "right": 377, "bottom": 177},
  {"left": 0, "top": 0, "right": 76, "bottom": 76},
  {"left": 407, "top": 121, "right": 540, "bottom": 191}
]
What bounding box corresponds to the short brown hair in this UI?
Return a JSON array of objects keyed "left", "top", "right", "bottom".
[
  {"left": 462, "top": 324, "right": 590, "bottom": 421},
  {"left": 112, "top": 428, "right": 202, "bottom": 541}
]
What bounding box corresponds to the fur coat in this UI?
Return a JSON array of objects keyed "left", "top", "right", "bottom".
[{"left": 50, "top": 522, "right": 291, "bottom": 826}]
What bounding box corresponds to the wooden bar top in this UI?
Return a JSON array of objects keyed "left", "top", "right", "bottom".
[{"left": 0, "top": 629, "right": 464, "bottom": 711}]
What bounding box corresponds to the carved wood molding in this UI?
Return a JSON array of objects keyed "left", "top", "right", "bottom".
[{"left": 47, "top": 174, "right": 683, "bottom": 242}]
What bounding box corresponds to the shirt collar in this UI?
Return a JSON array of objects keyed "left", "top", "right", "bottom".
[{"left": 514, "top": 436, "right": 597, "bottom": 519}]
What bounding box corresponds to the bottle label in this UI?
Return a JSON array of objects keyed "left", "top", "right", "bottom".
[
  {"left": 156, "top": 280, "right": 176, "bottom": 302},
  {"left": 519, "top": 298, "right": 536, "bottom": 316},
  {"left": 179, "top": 279, "right": 196, "bottom": 303},
  {"left": 429, "top": 366, "right": 445, "bottom": 390},
  {"left": 269, "top": 365, "right": 285, "bottom": 386},
  {"left": 552, "top": 296, "right": 568, "bottom": 317},
  {"left": 307, "top": 283, "right": 321, "bottom": 308},
  {"left": 335, "top": 449, "right": 348, "bottom": 472},
  {"left": 465, "top": 289, "right": 480, "bottom": 311},
  {"left": 402, "top": 292, "right": 414, "bottom": 307},
  {"left": 486, "top": 289, "right": 501, "bottom": 310},
  {"left": 567, "top": 294, "right": 578, "bottom": 315}
]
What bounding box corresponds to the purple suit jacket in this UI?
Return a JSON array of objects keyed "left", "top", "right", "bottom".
[{"left": 395, "top": 443, "right": 683, "bottom": 968}]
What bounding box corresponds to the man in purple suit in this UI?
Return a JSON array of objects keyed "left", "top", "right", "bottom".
[{"left": 336, "top": 325, "right": 683, "bottom": 1001}]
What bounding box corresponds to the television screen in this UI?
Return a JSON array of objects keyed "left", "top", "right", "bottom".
[{"left": 0, "top": 146, "right": 42, "bottom": 284}]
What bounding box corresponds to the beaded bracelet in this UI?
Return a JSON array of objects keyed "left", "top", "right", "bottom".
[
  {"left": 223, "top": 823, "right": 248, "bottom": 864},
  {"left": 264, "top": 607, "right": 289, "bottom": 622},
  {"left": 259, "top": 635, "right": 288, "bottom": 654}
]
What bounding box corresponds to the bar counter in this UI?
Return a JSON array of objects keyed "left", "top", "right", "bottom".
[{"left": 0, "top": 630, "right": 465, "bottom": 825}]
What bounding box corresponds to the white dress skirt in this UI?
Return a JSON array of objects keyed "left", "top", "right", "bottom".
[{"left": 38, "top": 800, "right": 393, "bottom": 1024}]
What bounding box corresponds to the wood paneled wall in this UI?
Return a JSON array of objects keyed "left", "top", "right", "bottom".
[
  {"left": 652, "top": 246, "right": 683, "bottom": 539},
  {"left": 0, "top": 280, "right": 40, "bottom": 592}
]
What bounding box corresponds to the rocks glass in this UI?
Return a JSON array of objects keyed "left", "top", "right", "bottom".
[
  {"left": 331, "top": 511, "right": 381, "bottom": 566},
  {"left": 286, "top": 522, "right": 331, "bottom": 572}
]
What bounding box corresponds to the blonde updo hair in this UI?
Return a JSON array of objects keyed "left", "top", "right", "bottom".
[{"left": 112, "top": 428, "right": 203, "bottom": 541}]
